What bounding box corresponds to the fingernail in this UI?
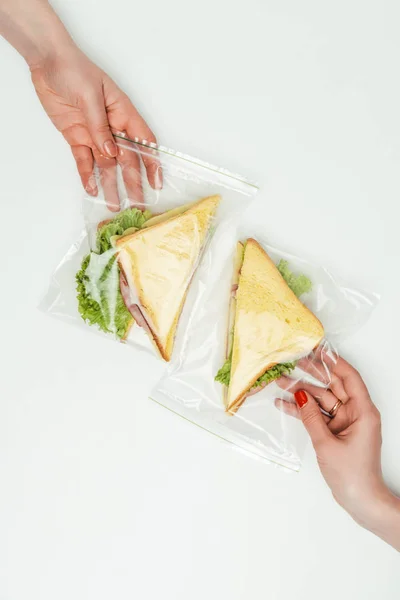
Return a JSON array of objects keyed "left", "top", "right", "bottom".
[
  {"left": 154, "top": 168, "right": 163, "bottom": 190},
  {"left": 86, "top": 185, "right": 96, "bottom": 196},
  {"left": 85, "top": 180, "right": 97, "bottom": 196},
  {"left": 104, "top": 140, "right": 117, "bottom": 157},
  {"left": 294, "top": 390, "right": 308, "bottom": 409}
]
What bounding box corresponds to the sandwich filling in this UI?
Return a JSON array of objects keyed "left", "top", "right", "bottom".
[
  {"left": 115, "top": 195, "right": 220, "bottom": 360},
  {"left": 215, "top": 253, "right": 312, "bottom": 394},
  {"left": 76, "top": 208, "right": 151, "bottom": 338},
  {"left": 77, "top": 196, "right": 219, "bottom": 359},
  {"left": 115, "top": 203, "right": 197, "bottom": 343}
]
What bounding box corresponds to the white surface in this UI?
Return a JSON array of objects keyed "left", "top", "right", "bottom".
[{"left": 1, "top": 1, "right": 399, "bottom": 598}]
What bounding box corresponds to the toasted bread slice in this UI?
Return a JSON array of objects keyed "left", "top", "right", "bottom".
[
  {"left": 226, "top": 239, "right": 324, "bottom": 413},
  {"left": 223, "top": 242, "right": 245, "bottom": 407},
  {"left": 227, "top": 242, "right": 245, "bottom": 358},
  {"left": 116, "top": 195, "right": 220, "bottom": 360},
  {"left": 141, "top": 202, "right": 193, "bottom": 229}
]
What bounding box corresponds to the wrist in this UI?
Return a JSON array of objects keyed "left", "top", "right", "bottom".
[
  {"left": 27, "top": 33, "right": 78, "bottom": 71},
  {"left": 27, "top": 32, "right": 75, "bottom": 69},
  {"left": 23, "top": 12, "right": 76, "bottom": 69}
]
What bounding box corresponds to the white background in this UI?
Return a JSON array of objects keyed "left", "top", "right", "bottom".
[{"left": 1, "top": 1, "right": 399, "bottom": 598}]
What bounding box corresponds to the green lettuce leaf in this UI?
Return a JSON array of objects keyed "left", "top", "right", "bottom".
[
  {"left": 76, "top": 208, "right": 151, "bottom": 338},
  {"left": 277, "top": 259, "right": 312, "bottom": 297},
  {"left": 96, "top": 208, "right": 152, "bottom": 253},
  {"left": 215, "top": 356, "right": 296, "bottom": 388},
  {"left": 215, "top": 356, "right": 232, "bottom": 386},
  {"left": 253, "top": 362, "right": 296, "bottom": 387},
  {"left": 215, "top": 257, "right": 311, "bottom": 388}
]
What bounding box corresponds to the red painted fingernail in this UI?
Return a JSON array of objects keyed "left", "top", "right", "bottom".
[{"left": 294, "top": 390, "right": 308, "bottom": 409}]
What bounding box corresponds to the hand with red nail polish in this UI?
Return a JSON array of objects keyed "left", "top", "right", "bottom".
[
  {"left": 276, "top": 356, "right": 400, "bottom": 552},
  {"left": 294, "top": 389, "right": 308, "bottom": 409},
  {"left": 0, "top": 0, "right": 162, "bottom": 211}
]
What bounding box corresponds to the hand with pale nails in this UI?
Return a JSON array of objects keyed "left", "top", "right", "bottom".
[
  {"left": 276, "top": 355, "right": 400, "bottom": 551},
  {"left": 30, "top": 49, "right": 162, "bottom": 211},
  {"left": 0, "top": 0, "right": 161, "bottom": 211}
]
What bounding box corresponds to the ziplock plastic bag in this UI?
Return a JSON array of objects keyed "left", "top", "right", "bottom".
[
  {"left": 151, "top": 235, "right": 378, "bottom": 470},
  {"left": 41, "top": 136, "right": 258, "bottom": 360}
]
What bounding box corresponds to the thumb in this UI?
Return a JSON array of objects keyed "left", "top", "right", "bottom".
[
  {"left": 294, "top": 390, "right": 332, "bottom": 449},
  {"left": 82, "top": 93, "right": 117, "bottom": 159}
]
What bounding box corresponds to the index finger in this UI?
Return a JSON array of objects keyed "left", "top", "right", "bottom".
[
  {"left": 297, "top": 353, "right": 349, "bottom": 403},
  {"left": 92, "top": 148, "right": 119, "bottom": 212},
  {"left": 296, "top": 343, "right": 334, "bottom": 385},
  {"left": 124, "top": 115, "right": 163, "bottom": 190},
  {"left": 331, "top": 357, "right": 371, "bottom": 404},
  {"left": 116, "top": 137, "right": 144, "bottom": 208}
]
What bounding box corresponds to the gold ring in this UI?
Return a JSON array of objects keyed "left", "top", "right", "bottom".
[{"left": 328, "top": 399, "right": 343, "bottom": 418}]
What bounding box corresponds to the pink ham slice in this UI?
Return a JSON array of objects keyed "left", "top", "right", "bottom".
[
  {"left": 119, "top": 271, "right": 133, "bottom": 311},
  {"left": 245, "top": 381, "right": 267, "bottom": 398},
  {"left": 119, "top": 271, "right": 156, "bottom": 339}
]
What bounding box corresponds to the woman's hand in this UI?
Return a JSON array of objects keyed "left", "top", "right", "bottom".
[
  {"left": 276, "top": 354, "right": 400, "bottom": 551},
  {"left": 30, "top": 47, "right": 161, "bottom": 210},
  {"left": 0, "top": 0, "right": 160, "bottom": 210}
]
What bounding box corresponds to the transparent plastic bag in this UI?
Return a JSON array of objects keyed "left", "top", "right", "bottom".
[
  {"left": 41, "top": 137, "right": 258, "bottom": 361},
  {"left": 151, "top": 235, "right": 378, "bottom": 470}
]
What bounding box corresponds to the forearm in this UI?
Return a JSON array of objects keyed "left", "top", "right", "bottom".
[
  {"left": 0, "top": 0, "right": 74, "bottom": 66},
  {"left": 362, "top": 487, "right": 400, "bottom": 552}
]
